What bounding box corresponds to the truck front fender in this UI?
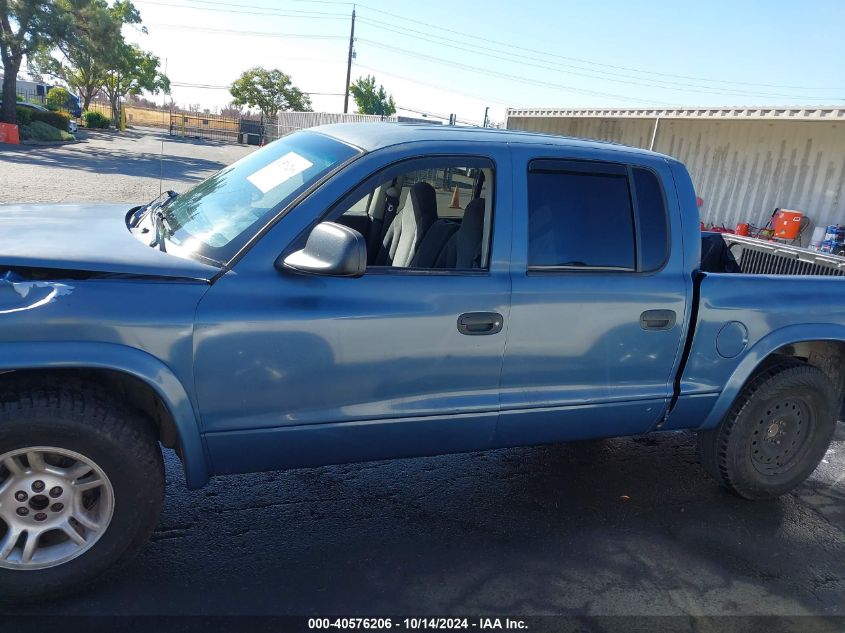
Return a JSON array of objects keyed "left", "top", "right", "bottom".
[
  {"left": 698, "top": 323, "right": 845, "bottom": 430},
  {"left": 0, "top": 341, "right": 209, "bottom": 488}
]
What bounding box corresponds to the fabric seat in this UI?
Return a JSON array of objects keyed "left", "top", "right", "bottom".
[
  {"left": 433, "top": 198, "right": 486, "bottom": 269},
  {"left": 374, "top": 182, "right": 438, "bottom": 267},
  {"left": 410, "top": 220, "right": 459, "bottom": 268}
]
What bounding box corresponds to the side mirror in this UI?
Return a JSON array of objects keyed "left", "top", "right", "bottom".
[{"left": 282, "top": 221, "right": 367, "bottom": 277}]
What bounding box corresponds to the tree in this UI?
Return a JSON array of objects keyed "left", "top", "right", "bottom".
[
  {"left": 0, "top": 0, "right": 72, "bottom": 124},
  {"left": 30, "top": 0, "right": 140, "bottom": 111},
  {"left": 45, "top": 84, "right": 69, "bottom": 109},
  {"left": 102, "top": 42, "right": 168, "bottom": 128},
  {"left": 126, "top": 93, "right": 158, "bottom": 109},
  {"left": 220, "top": 102, "right": 242, "bottom": 119},
  {"left": 349, "top": 75, "right": 395, "bottom": 117},
  {"left": 229, "top": 67, "right": 311, "bottom": 118}
]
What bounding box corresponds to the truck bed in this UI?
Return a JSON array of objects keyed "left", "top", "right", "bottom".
[{"left": 701, "top": 232, "right": 845, "bottom": 276}]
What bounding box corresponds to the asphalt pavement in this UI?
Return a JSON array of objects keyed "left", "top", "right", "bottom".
[
  {"left": 0, "top": 127, "right": 254, "bottom": 205},
  {"left": 4, "top": 427, "right": 842, "bottom": 617}
]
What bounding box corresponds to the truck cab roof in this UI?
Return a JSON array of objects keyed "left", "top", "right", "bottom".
[{"left": 314, "top": 122, "right": 673, "bottom": 161}]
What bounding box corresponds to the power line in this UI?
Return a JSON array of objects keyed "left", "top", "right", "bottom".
[
  {"left": 353, "top": 63, "right": 518, "bottom": 108},
  {"left": 356, "top": 39, "right": 681, "bottom": 106},
  {"left": 151, "top": 17, "right": 834, "bottom": 101},
  {"left": 146, "top": 22, "right": 347, "bottom": 40},
  {"left": 149, "top": 16, "right": 640, "bottom": 105},
  {"left": 353, "top": 2, "right": 838, "bottom": 92},
  {"left": 170, "top": 81, "right": 344, "bottom": 96},
  {"left": 135, "top": 0, "right": 347, "bottom": 19},
  {"left": 150, "top": 0, "right": 346, "bottom": 14},
  {"left": 137, "top": 0, "right": 840, "bottom": 95},
  {"left": 135, "top": 0, "right": 842, "bottom": 108},
  {"left": 286, "top": 0, "right": 352, "bottom": 4},
  {"left": 355, "top": 16, "right": 842, "bottom": 101}
]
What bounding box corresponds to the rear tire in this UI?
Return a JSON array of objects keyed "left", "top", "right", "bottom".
[
  {"left": 0, "top": 377, "right": 164, "bottom": 601},
  {"left": 697, "top": 360, "right": 836, "bottom": 499}
]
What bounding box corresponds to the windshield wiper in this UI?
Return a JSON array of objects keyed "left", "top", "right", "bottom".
[
  {"left": 151, "top": 207, "right": 174, "bottom": 252},
  {"left": 129, "top": 190, "right": 177, "bottom": 228}
]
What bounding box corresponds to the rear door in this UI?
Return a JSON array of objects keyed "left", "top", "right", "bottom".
[{"left": 496, "top": 147, "right": 689, "bottom": 446}]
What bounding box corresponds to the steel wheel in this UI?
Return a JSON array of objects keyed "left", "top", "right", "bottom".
[
  {"left": 697, "top": 360, "right": 836, "bottom": 499},
  {"left": 0, "top": 447, "right": 115, "bottom": 571},
  {"left": 751, "top": 398, "right": 813, "bottom": 476}
]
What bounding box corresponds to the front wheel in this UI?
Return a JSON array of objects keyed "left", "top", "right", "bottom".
[
  {"left": 0, "top": 378, "right": 164, "bottom": 601},
  {"left": 698, "top": 360, "right": 837, "bottom": 499}
]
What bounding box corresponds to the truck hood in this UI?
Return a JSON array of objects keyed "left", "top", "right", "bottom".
[{"left": 0, "top": 203, "right": 220, "bottom": 280}]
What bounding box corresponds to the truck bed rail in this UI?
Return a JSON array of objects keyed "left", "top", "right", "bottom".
[{"left": 721, "top": 234, "right": 845, "bottom": 277}]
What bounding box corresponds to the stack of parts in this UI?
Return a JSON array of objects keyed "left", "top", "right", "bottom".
[{"left": 819, "top": 225, "right": 845, "bottom": 255}]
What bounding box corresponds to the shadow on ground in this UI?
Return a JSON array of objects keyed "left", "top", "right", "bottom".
[
  {"left": 0, "top": 145, "right": 225, "bottom": 183},
  {"left": 4, "top": 427, "right": 842, "bottom": 617}
]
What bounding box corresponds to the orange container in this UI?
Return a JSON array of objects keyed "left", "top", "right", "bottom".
[
  {"left": 773, "top": 209, "right": 803, "bottom": 240},
  {"left": 735, "top": 223, "right": 750, "bottom": 236},
  {"left": 0, "top": 123, "right": 19, "bottom": 145}
]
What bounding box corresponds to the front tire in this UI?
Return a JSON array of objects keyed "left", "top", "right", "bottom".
[
  {"left": 698, "top": 360, "right": 837, "bottom": 499},
  {"left": 0, "top": 377, "right": 164, "bottom": 601}
]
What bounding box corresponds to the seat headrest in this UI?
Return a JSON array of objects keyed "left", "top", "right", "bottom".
[
  {"left": 455, "top": 198, "right": 486, "bottom": 269},
  {"left": 460, "top": 198, "right": 485, "bottom": 235},
  {"left": 409, "top": 181, "right": 437, "bottom": 221}
]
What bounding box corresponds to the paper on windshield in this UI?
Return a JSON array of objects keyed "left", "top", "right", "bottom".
[{"left": 246, "top": 152, "right": 314, "bottom": 194}]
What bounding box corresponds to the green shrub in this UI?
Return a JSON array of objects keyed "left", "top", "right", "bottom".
[
  {"left": 30, "top": 109, "right": 71, "bottom": 132},
  {"left": 46, "top": 87, "right": 72, "bottom": 111},
  {"left": 14, "top": 106, "right": 32, "bottom": 126},
  {"left": 19, "top": 121, "right": 75, "bottom": 142},
  {"left": 82, "top": 110, "right": 111, "bottom": 129}
]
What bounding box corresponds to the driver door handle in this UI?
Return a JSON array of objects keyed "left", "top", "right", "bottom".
[{"left": 457, "top": 312, "right": 504, "bottom": 336}]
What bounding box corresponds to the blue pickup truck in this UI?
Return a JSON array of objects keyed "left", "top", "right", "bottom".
[{"left": 0, "top": 123, "right": 841, "bottom": 598}]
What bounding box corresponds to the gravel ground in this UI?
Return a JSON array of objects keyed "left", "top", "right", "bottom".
[{"left": 0, "top": 129, "right": 843, "bottom": 620}]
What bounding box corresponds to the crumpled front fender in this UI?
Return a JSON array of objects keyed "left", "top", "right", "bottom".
[{"left": 0, "top": 340, "right": 209, "bottom": 488}]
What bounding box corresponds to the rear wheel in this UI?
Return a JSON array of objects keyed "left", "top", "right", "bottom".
[
  {"left": 698, "top": 360, "right": 837, "bottom": 499},
  {"left": 0, "top": 378, "right": 164, "bottom": 601}
]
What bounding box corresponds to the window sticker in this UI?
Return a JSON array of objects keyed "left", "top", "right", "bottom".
[{"left": 246, "top": 152, "right": 314, "bottom": 194}]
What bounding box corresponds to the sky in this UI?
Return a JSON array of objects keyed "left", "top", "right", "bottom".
[{"left": 105, "top": 0, "right": 845, "bottom": 125}]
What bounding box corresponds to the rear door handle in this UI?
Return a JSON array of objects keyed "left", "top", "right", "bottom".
[
  {"left": 640, "top": 309, "right": 676, "bottom": 331},
  {"left": 457, "top": 312, "right": 504, "bottom": 336}
]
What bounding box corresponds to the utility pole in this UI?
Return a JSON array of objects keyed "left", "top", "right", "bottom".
[
  {"left": 343, "top": 6, "right": 356, "bottom": 114},
  {"left": 482, "top": 106, "right": 489, "bottom": 128}
]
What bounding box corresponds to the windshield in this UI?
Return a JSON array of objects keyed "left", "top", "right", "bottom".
[{"left": 160, "top": 131, "right": 359, "bottom": 263}]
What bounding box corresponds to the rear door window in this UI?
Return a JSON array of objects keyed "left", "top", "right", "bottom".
[
  {"left": 632, "top": 167, "right": 669, "bottom": 271},
  {"left": 527, "top": 161, "right": 636, "bottom": 270}
]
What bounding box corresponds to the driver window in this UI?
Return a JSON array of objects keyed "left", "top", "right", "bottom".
[
  {"left": 333, "top": 159, "right": 495, "bottom": 271},
  {"left": 344, "top": 190, "right": 373, "bottom": 216}
]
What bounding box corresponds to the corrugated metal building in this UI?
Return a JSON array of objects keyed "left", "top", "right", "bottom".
[{"left": 506, "top": 106, "right": 845, "bottom": 244}]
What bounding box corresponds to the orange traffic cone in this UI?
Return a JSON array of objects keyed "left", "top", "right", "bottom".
[{"left": 449, "top": 185, "right": 461, "bottom": 209}]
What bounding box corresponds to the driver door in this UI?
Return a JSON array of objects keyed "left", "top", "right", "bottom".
[{"left": 194, "top": 142, "right": 513, "bottom": 475}]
